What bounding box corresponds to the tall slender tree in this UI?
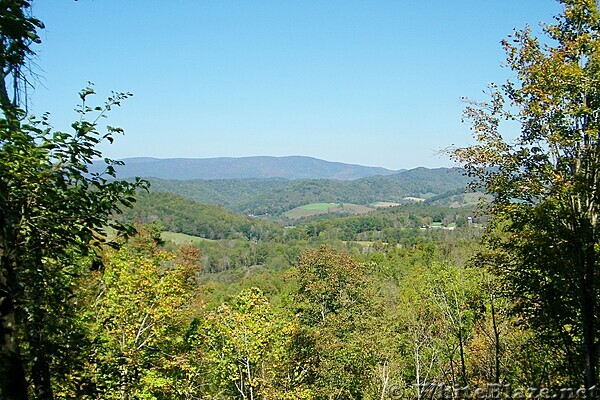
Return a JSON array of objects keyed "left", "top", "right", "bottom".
[{"left": 454, "top": 0, "right": 600, "bottom": 388}]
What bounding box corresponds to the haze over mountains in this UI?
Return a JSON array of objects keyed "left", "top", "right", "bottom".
[{"left": 92, "top": 156, "right": 399, "bottom": 180}]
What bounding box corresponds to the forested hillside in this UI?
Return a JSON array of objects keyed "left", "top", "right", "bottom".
[
  {"left": 146, "top": 177, "right": 290, "bottom": 209},
  {"left": 116, "top": 190, "right": 478, "bottom": 243},
  {"left": 145, "top": 167, "right": 470, "bottom": 215},
  {"left": 117, "top": 191, "right": 282, "bottom": 240}
]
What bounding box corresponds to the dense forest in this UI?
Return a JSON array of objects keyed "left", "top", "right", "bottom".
[{"left": 2, "top": 1, "right": 600, "bottom": 399}]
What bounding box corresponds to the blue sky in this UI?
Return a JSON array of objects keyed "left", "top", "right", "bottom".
[{"left": 29, "top": 1, "right": 561, "bottom": 170}]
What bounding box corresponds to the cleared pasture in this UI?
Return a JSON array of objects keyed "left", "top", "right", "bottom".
[
  {"left": 161, "top": 231, "right": 213, "bottom": 245},
  {"left": 284, "top": 203, "right": 373, "bottom": 219},
  {"left": 372, "top": 201, "right": 401, "bottom": 207}
]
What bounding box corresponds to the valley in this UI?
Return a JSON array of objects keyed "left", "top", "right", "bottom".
[
  {"left": 137, "top": 163, "right": 471, "bottom": 216},
  {"left": 4, "top": 1, "right": 596, "bottom": 397}
]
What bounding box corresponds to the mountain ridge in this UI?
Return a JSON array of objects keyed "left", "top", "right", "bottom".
[{"left": 91, "top": 155, "right": 400, "bottom": 180}]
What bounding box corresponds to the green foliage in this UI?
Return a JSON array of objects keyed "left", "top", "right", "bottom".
[
  {"left": 453, "top": 0, "right": 600, "bottom": 387},
  {"left": 294, "top": 203, "right": 478, "bottom": 242},
  {"left": 0, "top": 84, "right": 146, "bottom": 399},
  {"left": 0, "top": 0, "right": 44, "bottom": 109},
  {"left": 292, "top": 246, "right": 382, "bottom": 399},
  {"left": 0, "top": 4, "right": 152, "bottom": 399},
  {"left": 146, "top": 177, "right": 290, "bottom": 209},
  {"left": 118, "top": 191, "right": 282, "bottom": 241},
  {"left": 5, "top": 0, "right": 586, "bottom": 396},
  {"left": 398, "top": 262, "right": 483, "bottom": 386},
  {"left": 79, "top": 233, "right": 199, "bottom": 399},
  {"left": 141, "top": 188, "right": 482, "bottom": 279},
  {"left": 189, "top": 288, "right": 305, "bottom": 399},
  {"left": 237, "top": 169, "right": 470, "bottom": 216}
]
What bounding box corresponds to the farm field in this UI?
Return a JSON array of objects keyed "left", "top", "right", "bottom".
[
  {"left": 372, "top": 201, "right": 401, "bottom": 207},
  {"left": 283, "top": 202, "right": 373, "bottom": 219},
  {"left": 161, "top": 231, "right": 213, "bottom": 245},
  {"left": 402, "top": 196, "right": 426, "bottom": 202},
  {"left": 448, "top": 192, "right": 491, "bottom": 208}
]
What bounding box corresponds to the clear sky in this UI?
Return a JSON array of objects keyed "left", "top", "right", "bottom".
[{"left": 29, "top": 1, "right": 562, "bottom": 170}]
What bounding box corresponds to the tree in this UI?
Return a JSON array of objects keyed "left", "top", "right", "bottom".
[
  {"left": 0, "top": 3, "right": 147, "bottom": 398},
  {"left": 292, "top": 245, "right": 381, "bottom": 399},
  {"left": 393, "top": 260, "right": 484, "bottom": 397},
  {"left": 453, "top": 0, "right": 600, "bottom": 388},
  {"left": 0, "top": 86, "right": 147, "bottom": 399},
  {"left": 423, "top": 262, "right": 482, "bottom": 387},
  {"left": 190, "top": 287, "right": 298, "bottom": 399},
  {"left": 81, "top": 233, "right": 198, "bottom": 399}
]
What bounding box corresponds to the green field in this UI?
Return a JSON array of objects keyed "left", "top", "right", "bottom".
[
  {"left": 284, "top": 203, "right": 373, "bottom": 219},
  {"left": 463, "top": 192, "right": 491, "bottom": 203},
  {"left": 161, "top": 231, "right": 212, "bottom": 245},
  {"left": 403, "top": 196, "right": 426, "bottom": 202},
  {"left": 372, "top": 201, "right": 401, "bottom": 208},
  {"left": 299, "top": 202, "right": 341, "bottom": 211}
]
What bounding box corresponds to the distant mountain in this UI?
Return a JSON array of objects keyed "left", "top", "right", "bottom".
[{"left": 91, "top": 156, "right": 398, "bottom": 180}]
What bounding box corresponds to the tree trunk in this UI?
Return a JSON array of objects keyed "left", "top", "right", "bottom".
[
  {"left": 458, "top": 327, "right": 468, "bottom": 386},
  {"left": 0, "top": 70, "right": 12, "bottom": 111},
  {"left": 31, "top": 343, "right": 53, "bottom": 400},
  {"left": 28, "top": 251, "right": 54, "bottom": 400},
  {"left": 580, "top": 242, "right": 597, "bottom": 389},
  {"left": 490, "top": 292, "right": 501, "bottom": 384},
  {"left": 29, "top": 306, "right": 54, "bottom": 399},
  {"left": 0, "top": 254, "right": 29, "bottom": 400}
]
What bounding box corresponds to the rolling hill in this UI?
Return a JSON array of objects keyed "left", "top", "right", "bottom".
[
  {"left": 115, "top": 191, "right": 282, "bottom": 241},
  {"left": 142, "top": 167, "right": 471, "bottom": 216}
]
